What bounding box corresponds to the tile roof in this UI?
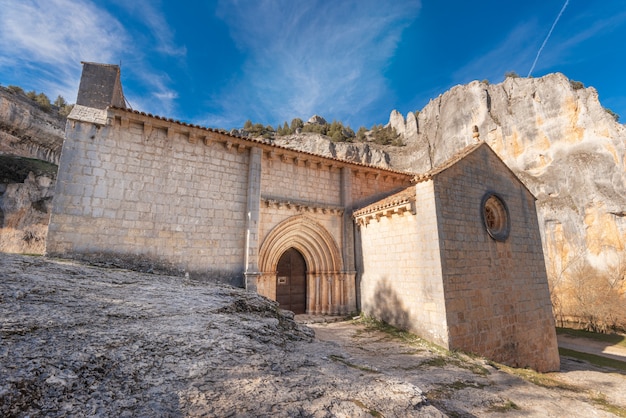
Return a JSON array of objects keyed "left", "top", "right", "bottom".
[{"left": 352, "top": 186, "right": 415, "bottom": 218}]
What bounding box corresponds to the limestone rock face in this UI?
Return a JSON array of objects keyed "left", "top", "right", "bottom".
[
  {"left": 0, "top": 87, "right": 62, "bottom": 254},
  {"left": 273, "top": 134, "right": 390, "bottom": 168},
  {"left": 388, "top": 109, "right": 406, "bottom": 137},
  {"left": 306, "top": 114, "right": 327, "bottom": 126},
  {"left": 0, "top": 87, "right": 65, "bottom": 164},
  {"left": 387, "top": 73, "right": 626, "bottom": 275},
  {"left": 0, "top": 171, "right": 55, "bottom": 254}
]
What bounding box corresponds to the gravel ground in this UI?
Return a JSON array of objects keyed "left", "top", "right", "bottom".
[{"left": 1, "top": 254, "right": 625, "bottom": 417}]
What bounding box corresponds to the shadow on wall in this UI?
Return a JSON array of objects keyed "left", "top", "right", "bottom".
[{"left": 370, "top": 277, "right": 411, "bottom": 330}]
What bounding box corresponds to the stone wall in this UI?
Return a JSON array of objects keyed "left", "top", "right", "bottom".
[
  {"left": 434, "top": 145, "right": 559, "bottom": 372},
  {"left": 47, "top": 115, "right": 250, "bottom": 283},
  {"left": 357, "top": 182, "right": 449, "bottom": 347}
]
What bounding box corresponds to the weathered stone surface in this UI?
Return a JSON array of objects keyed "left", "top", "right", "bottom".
[
  {"left": 0, "top": 87, "right": 64, "bottom": 165},
  {"left": 274, "top": 133, "right": 391, "bottom": 167},
  {"left": 388, "top": 109, "right": 406, "bottom": 137},
  {"left": 306, "top": 114, "right": 328, "bottom": 126},
  {"left": 386, "top": 73, "right": 626, "bottom": 277},
  {"left": 0, "top": 170, "right": 55, "bottom": 254},
  {"left": 1, "top": 254, "right": 623, "bottom": 417}
]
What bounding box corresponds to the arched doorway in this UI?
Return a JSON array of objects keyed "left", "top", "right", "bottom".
[{"left": 276, "top": 248, "right": 307, "bottom": 314}]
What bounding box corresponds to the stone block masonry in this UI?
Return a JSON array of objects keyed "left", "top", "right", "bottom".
[
  {"left": 434, "top": 144, "right": 559, "bottom": 371},
  {"left": 48, "top": 114, "right": 251, "bottom": 283}
]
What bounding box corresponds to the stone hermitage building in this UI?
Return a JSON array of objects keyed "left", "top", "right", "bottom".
[{"left": 47, "top": 63, "right": 559, "bottom": 371}]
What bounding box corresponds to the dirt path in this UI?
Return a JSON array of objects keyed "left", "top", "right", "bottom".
[{"left": 557, "top": 334, "right": 626, "bottom": 362}]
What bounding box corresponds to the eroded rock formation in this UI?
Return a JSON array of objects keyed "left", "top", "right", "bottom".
[
  {"left": 0, "top": 87, "right": 62, "bottom": 254},
  {"left": 387, "top": 73, "right": 626, "bottom": 283},
  {"left": 0, "top": 87, "right": 64, "bottom": 164},
  {"left": 273, "top": 134, "right": 390, "bottom": 167}
]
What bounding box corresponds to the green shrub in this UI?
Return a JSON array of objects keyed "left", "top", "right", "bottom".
[
  {"left": 356, "top": 126, "right": 367, "bottom": 142},
  {"left": 35, "top": 92, "right": 51, "bottom": 112},
  {"left": 7, "top": 85, "right": 24, "bottom": 95},
  {"left": 290, "top": 118, "right": 304, "bottom": 132},
  {"left": 604, "top": 107, "right": 620, "bottom": 122},
  {"left": 370, "top": 124, "right": 401, "bottom": 145},
  {"left": 570, "top": 80, "right": 584, "bottom": 90},
  {"left": 54, "top": 95, "right": 67, "bottom": 107},
  {"left": 59, "top": 104, "right": 74, "bottom": 118},
  {"left": 504, "top": 71, "right": 520, "bottom": 79}
]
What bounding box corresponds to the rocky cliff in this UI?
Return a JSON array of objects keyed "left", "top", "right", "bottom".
[
  {"left": 273, "top": 134, "right": 390, "bottom": 167},
  {"left": 0, "top": 87, "right": 65, "bottom": 164},
  {"left": 0, "top": 87, "right": 63, "bottom": 253},
  {"left": 387, "top": 73, "right": 626, "bottom": 281}
]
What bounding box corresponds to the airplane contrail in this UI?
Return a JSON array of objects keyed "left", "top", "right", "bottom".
[{"left": 528, "top": 0, "right": 570, "bottom": 77}]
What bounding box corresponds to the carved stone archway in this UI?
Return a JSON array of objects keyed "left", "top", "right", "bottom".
[{"left": 258, "top": 215, "right": 352, "bottom": 314}]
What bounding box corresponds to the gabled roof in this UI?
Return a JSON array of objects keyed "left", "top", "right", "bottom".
[
  {"left": 413, "top": 141, "right": 484, "bottom": 183},
  {"left": 412, "top": 140, "right": 536, "bottom": 198},
  {"left": 353, "top": 140, "right": 537, "bottom": 221}
]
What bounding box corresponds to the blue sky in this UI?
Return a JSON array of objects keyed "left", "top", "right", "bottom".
[{"left": 1, "top": 0, "right": 625, "bottom": 130}]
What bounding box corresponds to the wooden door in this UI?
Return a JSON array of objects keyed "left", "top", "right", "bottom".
[{"left": 276, "top": 248, "right": 307, "bottom": 314}]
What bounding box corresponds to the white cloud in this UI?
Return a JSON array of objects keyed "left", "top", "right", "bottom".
[
  {"left": 0, "top": 0, "right": 128, "bottom": 100},
  {"left": 209, "top": 0, "right": 421, "bottom": 127},
  {"left": 0, "top": 0, "right": 183, "bottom": 114},
  {"left": 109, "top": 0, "right": 187, "bottom": 57}
]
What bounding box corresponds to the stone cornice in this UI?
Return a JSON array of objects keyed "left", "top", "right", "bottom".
[
  {"left": 261, "top": 196, "right": 344, "bottom": 215},
  {"left": 353, "top": 186, "right": 416, "bottom": 226},
  {"left": 98, "top": 106, "right": 414, "bottom": 180}
]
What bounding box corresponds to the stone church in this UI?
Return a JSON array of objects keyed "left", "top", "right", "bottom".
[{"left": 47, "top": 63, "right": 559, "bottom": 371}]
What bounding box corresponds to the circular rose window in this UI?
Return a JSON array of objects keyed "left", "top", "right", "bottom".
[{"left": 481, "top": 193, "right": 510, "bottom": 241}]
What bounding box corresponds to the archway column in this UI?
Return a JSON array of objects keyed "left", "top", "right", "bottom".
[{"left": 244, "top": 147, "right": 262, "bottom": 292}]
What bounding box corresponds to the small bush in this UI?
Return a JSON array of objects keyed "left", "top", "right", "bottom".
[
  {"left": 290, "top": 118, "right": 304, "bottom": 132},
  {"left": 504, "top": 71, "right": 520, "bottom": 79},
  {"left": 604, "top": 107, "right": 620, "bottom": 122},
  {"left": 59, "top": 104, "right": 74, "bottom": 118},
  {"left": 7, "top": 85, "right": 24, "bottom": 95},
  {"left": 370, "top": 124, "right": 401, "bottom": 146},
  {"left": 35, "top": 92, "right": 51, "bottom": 112},
  {"left": 54, "top": 95, "right": 67, "bottom": 107},
  {"left": 570, "top": 80, "right": 584, "bottom": 90}
]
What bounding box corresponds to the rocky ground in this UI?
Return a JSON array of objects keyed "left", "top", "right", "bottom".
[{"left": 1, "top": 254, "right": 625, "bottom": 417}]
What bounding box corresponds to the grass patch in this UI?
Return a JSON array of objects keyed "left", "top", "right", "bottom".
[
  {"left": 557, "top": 327, "right": 626, "bottom": 348},
  {"left": 492, "top": 358, "right": 626, "bottom": 416},
  {"left": 419, "top": 356, "right": 449, "bottom": 368},
  {"left": 350, "top": 399, "right": 382, "bottom": 417},
  {"left": 329, "top": 354, "right": 380, "bottom": 373},
  {"left": 489, "top": 399, "right": 520, "bottom": 412},
  {"left": 489, "top": 362, "right": 582, "bottom": 392},
  {"left": 591, "top": 393, "right": 626, "bottom": 418},
  {"left": 426, "top": 380, "right": 477, "bottom": 399},
  {"left": 354, "top": 316, "right": 447, "bottom": 353},
  {"left": 559, "top": 347, "right": 626, "bottom": 371}
]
